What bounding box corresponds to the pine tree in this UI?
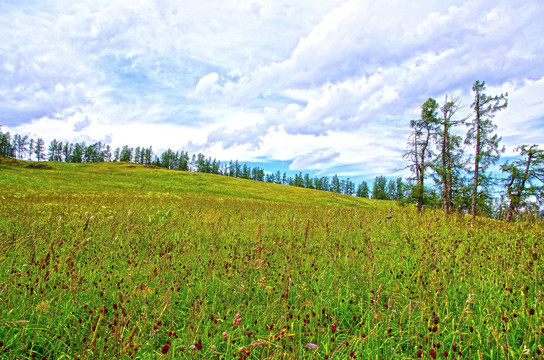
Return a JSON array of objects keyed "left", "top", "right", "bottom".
[
  {"left": 48, "top": 139, "right": 59, "bottom": 161},
  {"left": 466, "top": 81, "right": 507, "bottom": 219},
  {"left": 404, "top": 98, "right": 439, "bottom": 211},
  {"left": 372, "top": 176, "right": 388, "bottom": 200},
  {"left": 28, "top": 138, "right": 35, "bottom": 161},
  {"left": 35, "top": 138, "right": 45, "bottom": 161},
  {"left": 72, "top": 143, "right": 85, "bottom": 163},
  {"left": 501, "top": 145, "right": 544, "bottom": 222},
  {"left": 433, "top": 96, "right": 466, "bottom": 215},
  {"left": 356, "top": 181, "right": 369, "bottom": 198}
]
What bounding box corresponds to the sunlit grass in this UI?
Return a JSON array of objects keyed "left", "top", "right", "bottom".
[{"left": 0, "top": 160, "right": 542, "bottom": 359}]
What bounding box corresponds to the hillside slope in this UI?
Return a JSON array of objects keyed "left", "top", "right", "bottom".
[{"left": 0, "top": 158, "right": 388, "bottom": 208}]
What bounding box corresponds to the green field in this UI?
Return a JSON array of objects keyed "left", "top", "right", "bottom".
[{"left": 0, "top": 160, "right": 543, "bottom": 359}]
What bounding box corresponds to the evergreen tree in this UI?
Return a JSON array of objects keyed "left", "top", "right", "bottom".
[
  {"left": 372, "top": 176, "right": 388, "bottom": 200},
  {"left": 356, "top": 181, "right": 369, "bottom": 198},
  {"left": 134, "top": 147, "right": 141, "bottom": 164},
  {"left": 395, "top": 177, "right": 405, "bottom": 200},
  {"left": 404, "top": 98, "right": 439, "bottom": 211},
  {"left": 434, "top": 96, "right": 466, "bottom": 215},
  {"left": 63, "top": 143, "right": 73, "bottom": 163},
  {"left": 294, "top": 173, "right": 304, "bottom": 187},
  {"left": 466, "top": 80, "right": 507, "bottom": 219},
  {"left": 72, "top": 142, "right": 85, "bottom": 163},
  {"left": 48, "top": 139, "right": 60, "bottom": 161},
  {"left": 234, "top": 160, "right": 240, "bottom": 178},
  {"left": 16, "top": 135, "right": 29, "bottom": 160},
  {"left": 331, "top": 175, "right": 340, "bottom": 193},
  {"left": 119, "top": 145, "right": 133, "bottom": 162},
  {"left": 104, "top": 145, "right": 112, "bottom": 162},
  {"left": 144, "top": 147, "right": 153, "bottom": 165},
  {"left": 0, "top": 127, "right": 15, "bottom": 157},
  {"left": 304, "top": 173, "right": 314, "bottom": 189},
  {"left": 28, "top": 138, "right": 35, "bottom": 161},
  {"left": 35, "top": 138, "right": 45, "bottom": 161},
  {"left": 113, "top": 148, "right": 120, "bottom": 162},
  {"left": 178, "top": 151, "right": 189, "bottom": 171},
  {"left": 275, "top": 170, "right": 281, "bottom": 184},
  {"left": 56, "top": 142, "right": 64, "bottom": 162},
  {"left": 161, "top": 149, "right": 177, "bottom": 169},
  {"left": 386, "top": 179, "right": 397, "bottom": 200},
  {"left": 345, "top": 178, "right": 355, "bottom": 196},
  {"left": 501, "top": 145, "right": 544, "bottom": 222},
  {"left": 241, "top": 164, "right": 250, "bottom": 179}
]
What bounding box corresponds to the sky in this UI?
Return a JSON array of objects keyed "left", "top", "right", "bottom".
[{"left": 1, "top": 0, "right": 543, "bottom": 183}]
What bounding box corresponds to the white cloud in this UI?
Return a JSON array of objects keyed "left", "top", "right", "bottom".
[
  {"left": 1, "top": 0, "right": 543, "bottom": 180},
  {"left": 189, "top": 72, "right": 222, "bottom": 99}
]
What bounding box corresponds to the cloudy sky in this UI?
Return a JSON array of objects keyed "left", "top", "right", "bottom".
[{"left": 1, "top": 0, "right": 543, "bottom": 182}]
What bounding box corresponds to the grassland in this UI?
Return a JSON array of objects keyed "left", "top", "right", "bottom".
[{"left": 0, "top": 159, "right": 543, "bottom": 359}]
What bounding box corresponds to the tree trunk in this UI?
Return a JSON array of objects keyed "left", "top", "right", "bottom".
[
  {"left": 505, "top": 152, "right": 533, "bottom": 222},
  {"left": 471, "top": 96, "right": 481, "bottom": 220},
  {"left": 442, "top": 122, "right": 449, "bottom": 215},
  {"left": 447, "top": 152, "right": 453, "bottom": 215},
  {"left": 505, "top": 200, "right": 516, "bottom": 222}
]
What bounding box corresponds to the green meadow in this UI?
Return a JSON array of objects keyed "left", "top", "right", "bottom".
[{"left": 0, "top": 160, "right": 543, "bottom": 359}]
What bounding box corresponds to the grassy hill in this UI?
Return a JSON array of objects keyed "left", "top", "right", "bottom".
[
  {"left": 0, "top": 158, "right": 385, "bottom": 208},
  {"left": 0, "top": 158, "right": 543, "bottom": 359}
]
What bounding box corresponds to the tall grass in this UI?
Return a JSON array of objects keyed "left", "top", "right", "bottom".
[{"left": 0, "top": 161, "right": 542, "bottom": 359}]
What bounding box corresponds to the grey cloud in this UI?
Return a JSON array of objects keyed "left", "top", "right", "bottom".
[
  {"left": 289, "top": 149, "right": 340, "bottom": 171},
  {"left": 73, "top": 117, "right": 91, "bottom": 132}
]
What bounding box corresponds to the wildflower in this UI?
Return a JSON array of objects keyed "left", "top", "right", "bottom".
[
  {"left": 233, "top": 312, "right": 242, "bottom": 326},
  {"left": 306, "top": 343, "right": 318, "bottom": 349},
  {"left": 330, "top": 323, "right": 337, "bottom": 334},
  {"left": 161, "top": 344, "right": 169, "bottom": 354},
  {"left": 429, "top": 348, "right": 437, "bottom": 359}
]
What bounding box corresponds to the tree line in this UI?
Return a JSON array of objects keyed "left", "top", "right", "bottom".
[
  {"left": 0, "top": 126, "right": 409, "bottom": 200},
  {"left": 404, "top": 80, "right": 543, "bottom": 221}
]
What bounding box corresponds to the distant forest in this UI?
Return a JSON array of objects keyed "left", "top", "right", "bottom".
[
  {"left": 1, "top": 82, "right": 543, "bottom": 221},
  {"left": 0, "top": 126, "right": 403, "bottom": 200}
]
